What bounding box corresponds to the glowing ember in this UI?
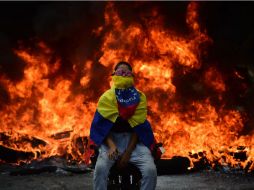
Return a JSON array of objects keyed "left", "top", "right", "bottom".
[{"left": 0, "top": 2, "right": 253, "bottom": 172}]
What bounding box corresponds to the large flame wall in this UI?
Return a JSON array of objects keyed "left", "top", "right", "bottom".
[{"left": 0, "top": 2, "right": 253, "bottom": 171}]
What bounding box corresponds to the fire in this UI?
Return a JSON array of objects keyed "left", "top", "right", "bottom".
[
  {"left": 204, "top": 67, "right": 226, "bottom": 93},
  {"left": 0, "top": 2, "right": 253, "bottom": 172},
  {"left": 0, "top": 42, "right": 96, "bottom": 164},
  {"left": 97, "top": 2, "right": 253, "bottom": 171}
]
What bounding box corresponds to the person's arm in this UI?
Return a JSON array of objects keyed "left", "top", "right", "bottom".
[
  {"left": 117, "top": 132, "right": 138, "bottom": 168},
  {"left": 125, "top": 132, "right": 138, "bottom": 155},
  {"left": 104, "top": 133, "right": 119, "bottom": 160}
]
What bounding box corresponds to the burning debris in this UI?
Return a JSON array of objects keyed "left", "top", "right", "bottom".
[
  {"left": 0, "top": 1, "right": 253, "bottom": 175},
  {"left": 0, "top": 156, "right": 91, "bottom": 176}
]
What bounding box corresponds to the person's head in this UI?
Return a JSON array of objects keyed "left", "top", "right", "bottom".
[
  {"left": 112, "top": 61, "right": 134, "bottom": 88},
  {"left": 112, "top": 61, "right": 133, "bottom": 77}
]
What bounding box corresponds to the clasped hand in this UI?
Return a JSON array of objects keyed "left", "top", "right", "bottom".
[
  {"left": 108, "top": 146, "right": 119, "bottom": 160},
  {"left": 108, "top": 146, "right": 131, "bottom": 169}
]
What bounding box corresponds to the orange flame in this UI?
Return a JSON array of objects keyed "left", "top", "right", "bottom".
[
  {"left": 0, "top": 2, "right": 253, "bottom": 171},
  {"left": 97, "top": 2, "right": 253, "bottom": 171},
  {"left": 0, "top": 42, "right": 96, "bottom": 164}
]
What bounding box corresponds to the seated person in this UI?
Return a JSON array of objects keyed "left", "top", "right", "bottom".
[{"left": 90, "top": 61, "right": 157, "bottom": 190}]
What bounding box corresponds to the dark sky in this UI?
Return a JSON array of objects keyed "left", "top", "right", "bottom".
[{"left": 201, "top": 2, "right": 254, "bottom": 67}]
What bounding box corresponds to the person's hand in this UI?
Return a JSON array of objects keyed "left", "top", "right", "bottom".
[
  {"left": 117, "top": 151, "right": 131, "bottom": 169},
  {"left": 108, "top": 145, "right": 119, "bottom": 160}
]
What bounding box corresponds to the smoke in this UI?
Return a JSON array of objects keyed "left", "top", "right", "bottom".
[
  {"left": 0, "top": 2, "right": 108, "bottom": 101},
  {"left": 33, "top": 2, "right": 105, "bottom": 63}
]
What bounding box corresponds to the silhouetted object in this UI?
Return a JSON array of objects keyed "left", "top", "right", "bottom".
[
  {"left": 156, "top": 157, "right": 190, "bottom": 175},
  {"left": 108, "top": 163, "right": 142, "bottom": 190}
]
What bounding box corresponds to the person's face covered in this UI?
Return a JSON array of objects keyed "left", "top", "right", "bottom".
[
  {"left": 114, "top": 64, "right": 133, "bottom": 76},
  {"left": 112, "top": 64, "right": 134, "bottom": 88}
]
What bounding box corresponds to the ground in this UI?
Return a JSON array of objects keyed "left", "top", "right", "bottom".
[{"left": 0, "top": 170, "right": 253, "bottom": 190}]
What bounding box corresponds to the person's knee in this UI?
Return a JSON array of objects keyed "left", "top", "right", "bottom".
[
  {"left": 142, "top": 163, "right": 157, "bottom": 178},
  {"left": 94, "top": 161, "right": 108, "bottom": 178}
]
